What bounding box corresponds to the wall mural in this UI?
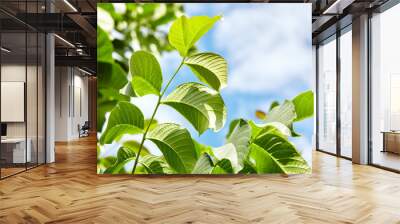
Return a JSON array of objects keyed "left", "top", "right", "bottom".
[{"left": 97, "top": 3, "right": 314, "bottom": 175}]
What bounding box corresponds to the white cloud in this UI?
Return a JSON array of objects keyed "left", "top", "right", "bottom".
[{"left": 213, "top": 4, "right": 312, "bottom": 94}]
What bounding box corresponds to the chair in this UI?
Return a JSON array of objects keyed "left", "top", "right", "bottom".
[{"left": 78, "top": 121, "right": 90, "bottom": 138}]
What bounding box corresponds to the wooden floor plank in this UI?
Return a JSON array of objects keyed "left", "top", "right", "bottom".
[{"left": 0, "top": 136, "right": 399, "bottom": 223}]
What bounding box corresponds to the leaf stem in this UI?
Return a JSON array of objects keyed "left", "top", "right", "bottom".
[{"left": 132, "top": 58, "right": 185, "bottom": 174}]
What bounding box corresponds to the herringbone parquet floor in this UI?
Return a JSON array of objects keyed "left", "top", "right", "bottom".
[{"left": 1, "top": 136, "right": 400, "bottom": 224}]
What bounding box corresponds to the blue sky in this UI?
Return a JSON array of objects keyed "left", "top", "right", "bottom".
[{"left": 103, "top": 3, "right": 314, "bottom": 165}]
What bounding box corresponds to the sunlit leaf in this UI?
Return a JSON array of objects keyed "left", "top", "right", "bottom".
[
  {"left": 248, "top": 144, "right": 283, "bottom": 174},
  {"left": 193, "top": 139, "right": 213, "bottom": 159},
  {"left": 269, "top": 101, "right": 280, "bottom": 112},
  {"left": 144, "top": 119, "right": 158, "bottom": 131},
  {"left": 226, "top": 119, "right": 240, "bottom": 139},
  {"left": 130, "top": 51, "right": 163, "bottom": 96},
  {"left": 265, "top": 100, "right": 296, "bottom": 127},
  {"left": 122, "top": 140, "right": 150, "bottom": 156},
  {"left": 250, "top": 133, "right": 311, "bottom": 174},
  {"left": 212, "top": 119, "right": 251, "bottom": 173},
  {"left": 97, "top": 89, "right": 129, "bottom": 132},
  {"left": 140, "top": 155, "right": 165, "bottom": 174},
  {"left": 104, "top": 158, "right": 135, "bottom": 174},
  {"left": 100, "top": 102, "right": 144, "bottom": 144},
  {"left": 226, "top": 119, "right": 251, "bottom": 169},
  {"left": 238, "top": 161, "right": 257, "bottom": 174},
  {"left": 105, "top": 153, "right": 164, "bottom": 175},
  {"left": 162, "top": 82, "right": 227, "bottom": 134},
  {"left": 97, "top": 156, "right": 117, "bottom": 173},
  {"left": 117, "top": 146, "right": 136, "bottom": 162},
  {"left": 123, "top": 82, "right": 137, "bottom": 97},
  {"left": 211, "top": 159, "right": 233, "bottom": 174},
  {"left": 184, "top": 52, "right": 227, "bottom": 91},
  {"left": 168, "top": 15, "right": 221, "bottom": 56},
  {"left": 213, "top": 144, "right": 238, "bottom": 173},
  {"left": 97, "top": 26, "right": 113, "bottom": 63},
  {"left": 102, "top": 124, "right": 143, "bottom": 144},
  {"left": 191, "top": 153, "right": 214, "bottom": 174},
  {"left": 249, "top": 120, "right": 291, "bottom": 139},
  {"left": 292, "top": 90, "right": 314, "bottom": 122},
  {"left": 147, "top": 123, "right": 197, "bottom": 173},
  {"left": 98, "top": 61, "right": 127, "bottom": 89}
]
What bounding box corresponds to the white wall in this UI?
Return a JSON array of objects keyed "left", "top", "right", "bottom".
[
  {"left": 55, "top": 66, "right": 69, "bottom": 141},
  {"left": 55, "top": 66, "right": 89, "bottom": 141},
  {"left": 1, "top": 65, "right": 39, "bottom": 138}
]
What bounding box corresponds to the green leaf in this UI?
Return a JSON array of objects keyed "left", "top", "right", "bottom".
[
  {"left": 191, "top": 153, "right": 214, "bottom": 174},
  {"left": 249, "top": 120, "right": 291, "bottom": 139},
  {"left": 97, "top": 26, "right": 113, "bottom": 63},
  {"left": 98, "top": 61, "right": 127, "bottom": 89},
  {"left": 105, "top": 154, "right": 165, "bottom": 175},
  {"left": 117, "top": 146, "right": 136, "bottom": 162},
  {"left": 144, "top": 119, "right": 158, "bottom": 132},
  {"left": 97, "top": 100, "right": 115, "bottom": 133},
  {"left": 292, "top": 90, "right": 314, "bottom": 122},
  {"left": 97, "top": 156, "right": 117, "bottom": 172},
  {"left": 123, "top": 82, "right": 137, "bottom": 97},
  {"left": 193, "top": 139, "right": 213, "bottom": 159},
  {"left": 168, "top": 15, "right": 221, "bottom": 56},
  {"left": 100, "top": 102, "right": 144, "bottom": 144},
  {"left": 238, "top": 161, "right": 257, "bottom": 174},
  {"left": 225, "top": 119, "right": 251, "bottom": 169},
  {"left": 226, "top": 119, "right": 240, "bottom": 139},
  {"left": 251, "top": 133, "right": 311, "bottom": 174},
  {"left": 184, "top": 52, "right": 227, "bottom": 91},
  {"left": 122, "top": 141, "right": 150, "bottom": 156},
  {"left": 212, "top": 120, "right": 251, "bottom": 173},
  {"left": 98, "top": 88, "right": 129, "bottom": 103},
  {"left": 147, "top": 123, "right": 197, "bottom": 173},
  {"left": 162, "top": 82, "right": 227, "bottom": 134},
  {"left": 265, "top": 100, "right": 296, "bottom": 127},
  {"left": 101, "top": 124, "right": 144, "bottom": 144},
  {"left": 269, "top": 101, "right": 280, "bottom": 112},
  {"left": 263, "top": 100, "right": 303, "bottom": 137},
  {"left": 97, "top": 89, "right": 129, "bottom": 132},
  {"left": 130, "top": 51, "right": 162, "bottom": 96},
  {"left": 139, "top": 155, "right": 165, "bottom": 174},
  {"left": 212, "top": 119, "right": 252, "bottom": 173},
  {"left": 104, "top": 158, "right": 135, "bottom": 174},
  {"left": 211, "top": 159, "right": 233, "bottom": 174},
  {"left": 213, "top": 143, "right": 238, "bottom": 172},
  {"left": 249, "top": 144, "right": 284, "bottom": 174}
]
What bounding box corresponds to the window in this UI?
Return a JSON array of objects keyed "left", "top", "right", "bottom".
[
  {"left": 0, "top": 1, "right": 47, "bottom": 179},
  {"left": 370, "top": 3, "right": 400, "bottom": 171},
  {"left": 317, "top": 36, "right": 337, "bottom": 154},
  {"left": 339, "top": 28, "right": 352, "bottom": 158}
]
